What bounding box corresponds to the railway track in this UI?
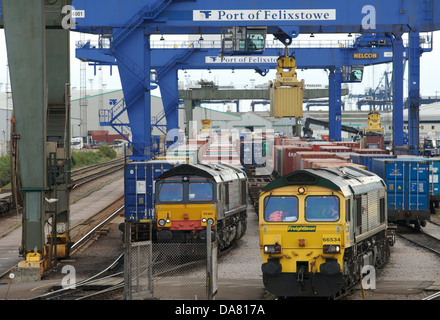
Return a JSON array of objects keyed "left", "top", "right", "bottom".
[
  {"left": 396, "top": 222, "right": 440, "bottom": 255},
  {"left": 396, "top": 221, "right": 440, "bottom": 301},
  {"left": 70, "top": 158, "right": 125, "bottom": 189},
  {"left": 37, "top": 221, "right": 238, "bottom": 300},
  {"left": 32, "top": 200, "right": 126, "bottom": 300},
  {"left": 32, "top": 254, "right": 125, "bottom": 300},
  {"left": 245, "top": 167, "right": 273, "bottom": 213},
  {"left": 69, "top": 197, "right": 125, "bottom": 256}
]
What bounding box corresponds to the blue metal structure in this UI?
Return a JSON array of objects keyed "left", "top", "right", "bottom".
[
  {"left": 77, "top": 37, "right": 409, "bottom": 144},
  {"left": 71, "top": 0, "right": 440, "bottom": 159}
]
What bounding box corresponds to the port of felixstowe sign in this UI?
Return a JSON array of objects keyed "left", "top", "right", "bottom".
[
  {"left": 193, "top": 9, "right": 336, "bottom": 21},
  {"left": 205, "top": 56, "right": 279, "bottom": 64}
]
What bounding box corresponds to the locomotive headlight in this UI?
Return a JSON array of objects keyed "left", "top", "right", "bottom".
[
  {"left": 297, "top": 186, "right": 307, "bottom": 195},
  {"left": 157, "top": 211, "right": 171, "bottom": 227},
  {"left": 264, "top": 244, "right": 282, "bottom": 254},
  {"left": 201, "top": 212, "right": 215, "bottom": 226},
  {"left": 323, "top": 245, "right": 341, "bottom": 253}
]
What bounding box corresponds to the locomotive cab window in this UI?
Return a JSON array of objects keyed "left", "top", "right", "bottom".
[
  {"left": 158, "top": 183, "right": 183, "bottom": 202},
  {"left": 189, "top": 182, "right": 213, "bottom": 201},
  {"left": 305, "top": 196, "right": 340, "bottom": 222},
  {"left": 264, "top": 196, "right": 298, "bottom": 222}
]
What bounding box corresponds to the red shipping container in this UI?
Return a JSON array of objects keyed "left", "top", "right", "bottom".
[
  {"left": 273, "top": 146, "right": 311, "bottom": 175},
  {"left": 363, "top": 135, "right": 384, "bottom": 150},
  {"left": 292, "top": 151, "right": 337, "bottom": 174},
  {"left": 274, "top": 137, "right": 283, "bottom": 146},
  {"left": 334, "top": 141, "right": 361, "bottom": 149},
  {"left": 319, "top": 146, "right": 352, "bottom": 153},
  {"left": 335, "top": 152, "right": 358, "bottom": 161},
  {"left": 107, "top": 134, "right": 130, "bottom": 144},
  {"left": 308, "top": 142, "right": 335, "bottom": 151},
  {"left": 303, "top": 158, "right": 347, "bottom": 169},
  {"left": 88, "top": 130, "right": 108, "bottom": 136},
  {"left": 280, "top": 146, "right": 314, "bottom": 176},
  {"left": 283, "top": 139, "right": 309, "bottom": 146}
]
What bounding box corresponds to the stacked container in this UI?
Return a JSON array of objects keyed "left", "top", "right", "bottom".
[
  {"left": 350, "top": 154, "right": 396, "bottom": 171},
  {"left": 294, "top": 151, "right": 337, "bottom": 172},
  {"left": 371, "top": 158, "right": 430, "bottom": 225},
  {"left": 353, "top": 148, "right": 389, "bottom": 155},
  {"left": 397, "top": 156, "right": 440, "bottom": 212},
  {"left": 319, "top": 146, "right": 353, "bottom": 153},
  {"left": 240, "top": 138, "right": 266, "bottom": 167}
]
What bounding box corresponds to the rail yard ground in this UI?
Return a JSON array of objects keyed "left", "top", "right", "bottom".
[{"left": 0, "top": 170, "right": 440, "bottom": 301}]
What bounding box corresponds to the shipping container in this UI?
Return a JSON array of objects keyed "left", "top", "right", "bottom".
[
  {"left": 308, "top": 142, "right": 335, "bottom": 151},
  {"left": 318, "top": 146, "right": 352, "bottom": 153},
  {"left": 294, "top": 151, "right": 337, "bottom": 172},
  {"left": 270, "top": 86, "right": 304, "bottom": 118},
  {"left": 240, "top": 140, "right": 267, "bottom": 167},
  {"left": 273, "top": 146, "right": 312, "bottom": 175},
  {"left": 302, "top": 158, "right": 347, "bottom": 169},
  {"left": 279, "top": 146, "right": 314, "bottom": 176},
  {"left": 353, "top": 148, "right": 389, "bottom": 155},
  {"left": 371, "top": 158, "right": 430, "bottom": 226},
  {"left": 397, "top": 157, "right": 440, "bottom": 211},
  {"left": 334, "top": 152, "right": 358, "bottom": 161},
  {"left": 334, "top": 141, "right": 361, "bottom": 149},
  {"left": 350, "top": 154, "right": 396, "bottom": 171},
  {"left": 311, "top": 162, "right": 367, "bottom": 169},
  {"left": 124, "top": 160, "right": 186, "bottom": 221},
  {"left": 362, "top": 135, "right": 384, "bottom": 149}
]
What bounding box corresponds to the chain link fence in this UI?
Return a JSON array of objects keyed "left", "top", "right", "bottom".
[
  {"left": 124, "top": 240, "right": 154, "bottom": 300},
  {"left": 124, "top": 222, "right": 217, "bottom": 300},
  {"left": 152, "top": 243, "right": 208, "bottom": 300}
]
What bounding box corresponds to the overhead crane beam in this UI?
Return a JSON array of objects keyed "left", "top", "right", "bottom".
[
  {"left": 72, "top": 1, "right": 440, "bottom": 35},
  {"left": 77, "top": 38, "right": 406, "bottom": 144}
]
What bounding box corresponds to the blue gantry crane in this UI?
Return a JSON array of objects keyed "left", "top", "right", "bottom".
[
  {"left": 71, "top": 0, "right": 440, "bottom": 157},
  {"left": 76, "top": 34, "right": 410, "bottom": 144}
]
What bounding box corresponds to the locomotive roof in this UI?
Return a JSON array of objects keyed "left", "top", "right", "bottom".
[
  {"left": 262, "top": 166, "right": 385, "bottom": 197},
  {"left": 157, "top": 162, "right": 246, "bottom": 183}
]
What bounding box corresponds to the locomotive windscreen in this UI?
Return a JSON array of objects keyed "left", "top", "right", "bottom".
[
  {"left": 305, "top": 196, "right": 340, "bottom": 222},
  {"left": 264, "top": 196, "right": 298, "bottom": 222}
]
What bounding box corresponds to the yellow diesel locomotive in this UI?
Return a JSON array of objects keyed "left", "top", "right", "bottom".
[
  {"left": 259, "top": 166, "right": 392, "bottom": 298},
  {"left": 155, "top": 163, "right": 248, "bottom": 250}
]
